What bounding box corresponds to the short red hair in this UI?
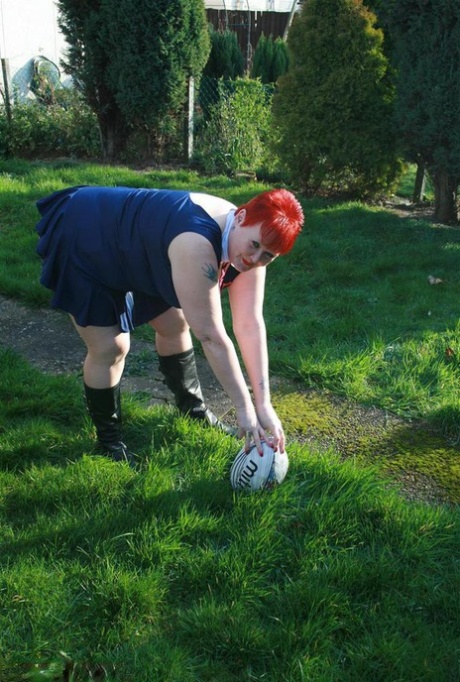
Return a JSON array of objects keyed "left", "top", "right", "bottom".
[{"left": 235, "top": 188, "right": 304, "bottom": 255}]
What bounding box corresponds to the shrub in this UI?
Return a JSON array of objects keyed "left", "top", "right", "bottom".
[
  {"left": 203, "top": 27, "right": 245, "bottom": 80},
  {"left": 57, "top": 0, "right": 210, "bottom": 161},
  {"left": 199, "top": 28, "right": 245, "bottom": 122},
  {"left": 272, "top": 0, "right": 401, "bottom": 198},
  {"left": 251, "top": 34, "right": 289, "bottom": 84},
  {"left": 0, "top": 89, "right": 100, "bottom": 159},
  {"left": 193, "top": 77, "right": 277, "bottom": 177}
]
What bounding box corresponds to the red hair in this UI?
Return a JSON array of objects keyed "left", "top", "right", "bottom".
[{"left": 235, "top": 188, "right": 304, "bottom": 255}]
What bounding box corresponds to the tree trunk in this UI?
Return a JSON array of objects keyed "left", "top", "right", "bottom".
[
  {"left": 97, "top": 108, "right": 129, "bottom": 162},
  {"left": 432, "top": 169, "right": 459, "bottom": 224},
  {"left": 412, "top": 161, "right": 426, "bottom": 203}
]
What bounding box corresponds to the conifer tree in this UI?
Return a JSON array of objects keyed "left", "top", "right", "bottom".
[
  {"left": 272, "top": 37, "right": 289, "bottom": 83},
  {"left": 251, "top": 34, "right": 274, "bottom": 83},
  {"left": 203, "top": 27, "right": 244, "bottom": 80},
  {"left": 251, "top": 34, "right": 288, "bottom": 84},
  {"left": 57, "top": 0, "right": 210, "bottom": 160},
  {"left": 391, "top": 0, "right": 460, "bottom": 222},
  {"left": 272, "top": 0, "right": 400, "bottom": 196},
  {"left": 200, "top": 27, "right": 244, "bottom": 120}
]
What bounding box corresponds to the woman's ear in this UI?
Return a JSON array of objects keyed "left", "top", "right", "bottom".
[{"left": 235, "top": 209, "right": 246, "bottom": 226}]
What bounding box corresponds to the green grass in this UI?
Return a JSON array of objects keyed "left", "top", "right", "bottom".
[
  {"left": 266, "top": 201, "right": 460, "bottom": 433},
  {"left": 1, "top": 160, "right": 460, "bottom": 680},
  {"left": 1, "top": 158, "right": 459, "bottom": 433},
  {"left": 1, "top": 350, "right": 459, "bottom": 681}
]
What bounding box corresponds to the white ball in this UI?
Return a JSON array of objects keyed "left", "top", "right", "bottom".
[{"left": 230, "top": 440, "right": 289, "bottom": 492}]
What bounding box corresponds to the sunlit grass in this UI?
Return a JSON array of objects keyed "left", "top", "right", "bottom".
[
  {"left": 1, "top": 159, "right": 460, "bottom": 432},
  {"left": 1, "top": 350, "right": 459, "bottom": 681},
  {"left": 1, "top": 159, "right": 460, "bottom": 678}
]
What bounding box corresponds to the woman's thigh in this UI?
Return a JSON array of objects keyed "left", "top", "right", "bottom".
[
  {"left": 149, "top": 308, "right": 191, "bottom": 355},
  {"left": 149, "top": 307, "right": 189, "bottom": 337},
  {"left": 71, "top": 318, "right": 131, "bottom": 362}
]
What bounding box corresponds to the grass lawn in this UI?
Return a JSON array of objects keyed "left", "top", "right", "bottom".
[{"left": 0, "top": 159, "right": 459, "bottom": 681}]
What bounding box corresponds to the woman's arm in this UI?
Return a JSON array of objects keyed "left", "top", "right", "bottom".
[
  {"left": 228, "top": 266, "right": 270, "bottom": 406},
  {"left": 168, "top": 232, "right": 265, "bottom": 447},
  {"left": 228, "top": 267, "right": 285, "bottom": 452}
]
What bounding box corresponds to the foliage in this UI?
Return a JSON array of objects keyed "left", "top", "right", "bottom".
[
  {"left": 0, "top": 91, "right": 188, "bottom": 166},
  {"left": 272, "top": 0, "right": 401, "bottom": 198},
  {"left": 194, "top": 77, "right": 276, "bottom": 176},
  {"left": 203, "top": 26, "right": 245, "bottom": 80},
  {"left": 390, "top": 0, "right": 460, "bottom": 222},
  {"left": 199, "top": 27, "right": 245, "bottom": 123},
  {"left": 251, "top": 33, "right": 274, "bottom": 83},
  {"left": 0, "top": 90, "right": 100, "bottom": 159},
  {"left": 56, "top": 0, "right": 210, "bottom": 160},
  {"left": 271, "top": 37, "right": 290, "bottom": 83},
  {"left": 251, "top": 34, "right": 289, "bottom": 84},
  {"left": 363, "top": 0, "right": 398, "bottom": 41}
]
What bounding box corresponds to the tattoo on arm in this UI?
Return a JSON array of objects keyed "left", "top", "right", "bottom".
[{"left": 202, "top": 263, "right": 218, "bottom": 283}]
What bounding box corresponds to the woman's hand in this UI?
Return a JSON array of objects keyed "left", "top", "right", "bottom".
[
  {"left": 255, "top": 404, "right": 285, "bottom": 453},
  {"left": 235, "top": 406, "right": 267, "bottom": 455}
]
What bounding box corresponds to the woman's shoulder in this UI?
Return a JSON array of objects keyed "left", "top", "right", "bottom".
[{"left": 189, "top": 192, "right": 236, "bottom": 228}]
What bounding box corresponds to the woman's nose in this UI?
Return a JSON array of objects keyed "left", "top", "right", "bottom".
[{"left": 252, "top": 249, "right": 264, "bottom": 265}]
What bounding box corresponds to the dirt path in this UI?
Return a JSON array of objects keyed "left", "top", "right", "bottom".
[
  {"left": 0, "top": 294, "right": 453, "bottom": 506},
  {"left": 0, "top": 294, "right": 233, "bottom": 412}
]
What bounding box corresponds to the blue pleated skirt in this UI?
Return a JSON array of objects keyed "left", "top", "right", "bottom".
[{"left": 35, "top": 186, "right": 174, "bottom": 331}]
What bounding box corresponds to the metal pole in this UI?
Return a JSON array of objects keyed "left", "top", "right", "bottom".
[
  {"left": 0, "top": 0, "right": 11, "bottom": 125},
  {"left": 187, "top": 76, "right": 194, "bottom": 163},
  {"left": 0, "top": 57, "right": 11, "bottom": 124},
  {"left": 246, "top": 0, "right": 251, "bottom": 73},
  {"left": 283, "top": 0, "right": 298, "bottom": 41}
]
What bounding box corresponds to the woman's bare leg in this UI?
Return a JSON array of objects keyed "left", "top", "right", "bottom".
[
  {"left": 70, "top": 318, "right": 130, "bottom": 388},
  {"left": 149, "top": 307, "right": 191, "bottom": 356},
  {"left": 70, "top": 318, "right": 135, "bottom": 464}
]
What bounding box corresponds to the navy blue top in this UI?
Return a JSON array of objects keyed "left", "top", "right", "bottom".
[{"left": 35, "top": 185, "right": 240, "bottom": 331}]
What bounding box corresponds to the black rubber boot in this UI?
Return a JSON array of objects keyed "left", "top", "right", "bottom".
[
  {"left": 158, "top": 349, "right": 236, "bottom": 436},
  {"left": 84, "top": 382, "right": 136, "bottom": 466}
]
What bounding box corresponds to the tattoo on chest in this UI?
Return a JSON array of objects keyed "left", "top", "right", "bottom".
[{"left": 202, "top": 263, "right": 218, "bottom": 283}]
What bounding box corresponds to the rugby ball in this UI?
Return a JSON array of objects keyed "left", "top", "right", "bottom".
[{"left": 230, "top": 440, "right": 289, "bottom": 492}]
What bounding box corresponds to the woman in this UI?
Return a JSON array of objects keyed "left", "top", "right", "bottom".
[{"left": 35, "top": 185, "right": 304, "bottom": 465}]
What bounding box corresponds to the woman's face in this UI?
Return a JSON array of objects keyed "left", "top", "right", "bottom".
[{"left": 228, "top": 213, "right": 279, "bottom": 272}]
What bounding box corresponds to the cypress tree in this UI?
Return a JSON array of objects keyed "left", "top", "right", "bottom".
[
  {"left": 252, "top": 34, "right": 288, "bottom": 84},
  {"left": 252, "top": 34, "right": 274, "bottom": 83},
  {"left": 200, "top": 27, "right": 244, "bottom": 120},
  {"left": 391, "top": 0, "right": 460, "bottom": 222},
  {"left": 251, "top": 33, "right": 266, "bottom": 81},
  {"left": 203, "top": 27, "right": 245, "bottom": 80},
  {"left": 57, "top": 0, "right": 210, "bottom": 160},
  {"left": 272, "top": 0, "right": 400, "bottom": 197},
  {"left": 271, "top": 37, "right": 289, "bottom": 83}
]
